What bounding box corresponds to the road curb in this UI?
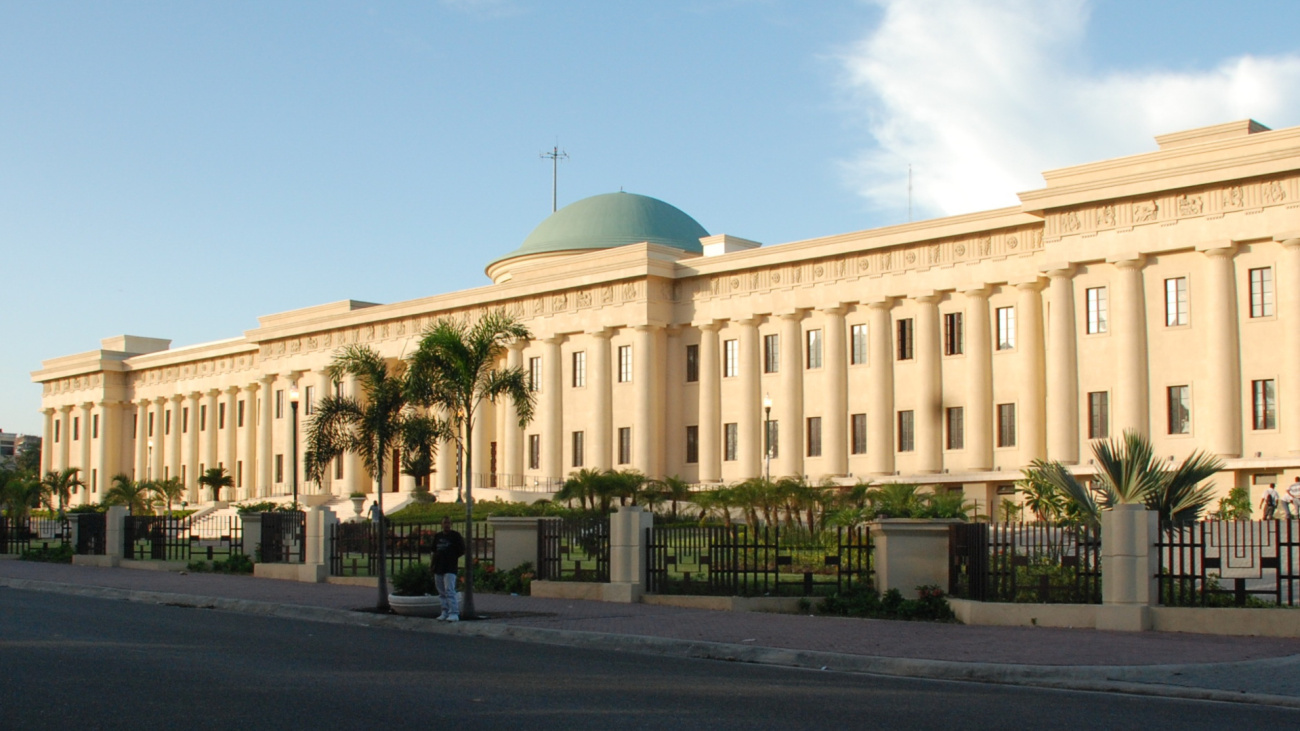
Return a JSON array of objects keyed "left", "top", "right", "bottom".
[{"left": 5, "top": 576, "right": 1299, "bottom": 710}]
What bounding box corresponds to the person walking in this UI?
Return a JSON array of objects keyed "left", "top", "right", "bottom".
[
  {"left": 1287, "top": 477, "right": 1300, "bottom": 520},
  {"left": 1261, "top": 483, "right": 1281, "bottom": 520},
  {"left": 432, "top": 516, "right": 465, "bottom": 622}
]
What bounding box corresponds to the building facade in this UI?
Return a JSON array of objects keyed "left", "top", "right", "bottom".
[{"left": 32, "top": 120, "right": 1300, "bottom": 514}]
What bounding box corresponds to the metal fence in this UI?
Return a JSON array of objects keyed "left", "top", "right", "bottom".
[
  {"left": 328, "top": 520, "right": 494, "bottom": 577},
  {"left": 120, "top": 514, "right": 244, "bottom": 562},
  {"left": 1157, "top": 519, "right": 1300, "bottom": 607},
  {"left": 949, "top": 522, "right": 1102, "bottom": 604},
  {"left": 537, "top": 516, "right": 610, "bottom": 582},
  {"left": 0, "top": 517, "right": 71, "bottom": 554},
  {"left": 74, "top": 513, "right": 106, "bottom": 556},
  {"left": 646, "top": 525, "right": 873, "bottom": 597},
  {"left": 260, "top": 511, "right": 306, "bottom": 564}
]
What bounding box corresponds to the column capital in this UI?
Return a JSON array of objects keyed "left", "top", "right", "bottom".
[
  {"left": 136, "top": 399, "right": 151, "bottom": 408},
  {"left": 697, "top": 319, "right": 724, "bottom": 332},
  {"left": 508, "top": 338, "right": 530, "bottom": 350},
  {"left": 1045, "top": 264, "right": 1076, "bottom": 279},
  {"left": 777, "top": 310, "right": 806, "bottom": 322},
  {"left": 1013, "top": 279, "right": 1045, "bottom": 293},
  {"left": 58, "top": 403, "right": 73, "bottom": 413},
  {"left": 187, "top": 391, "right": 202, "bottom": 400},
  {"left": 819, "top": 304, "right": 848, "bottom": 316},
  {"left": 153, "top": 396, "right": 168, "bottom": 405},
  {"left": 206, "top": 389, "right": 221, "bottom": 397},
  {"left": 542, "top": 333, "right": 567, "bottom": 345},
  {"left": 224, "top": 385, "right": 240, "bottom": 395},
  {"left": 866, "top": 298, "right": 895, "bottom": 311},
  {"left": 1111, "top": 256, "right": 1147, "bottom": 270},
  {"left": 1274, "top": 233, "right": 1300, "bottom": 248},
  {"left": 42, "top": 407, "right": 56, "bottom": 415},
  {"left": 80, "top": 401, "right": 95, "bottom": 410},
  {"left": 962, "top": 286, "right": 990, "bottom": 299},
  {"left": 1201, "top": 244, "right": 1238, "bottom": 259},
  {"left": 95, "top": 400, "right": 120, "bottom": 409},
  {"left": 914, "top": 291, "right": 943, "bottom": 305},
  {"left": 736, "top": 316, "right": 764, "bottom": 328},
  {"left": 585, "top": 328, "right": 612, "bottom": 340},
  {"left": 259, "top": 373, "right": 277, "bottom": 385},
  {"left": 632, "top": 323, "right": 661, "bottom": 333},
  {"left": 169, "top": 394, "right": 183, "bottom": 403},
  {"left": 244, "top": 382, "right": 261, "bottom": 393}
]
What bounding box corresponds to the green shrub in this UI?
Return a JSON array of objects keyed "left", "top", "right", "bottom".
[
  {"left": 19, "top": 543, "right": 75, "bottom": 563},
  {"left": 388, "top": 498, "right": 592, "bottom": 524},
  {"left": 391, "top": 562, "right": 436, "bottom": 596},
  {"left": 472, "top": 561, "right": 535, "bottom": 595},
  {"left": 187, "top": 553, "right": 254, "bottom": 574},
  {"left": 68, "top": 504, "right": 107, "bottom": 514},
  {"left": 817, "top": 584, "right": 954, "bottom": 622},
  {"left": 236, "top": 502, "right": 300, "bottom": 514}
]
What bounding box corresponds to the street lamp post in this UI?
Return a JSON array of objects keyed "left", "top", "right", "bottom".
[
  {"left": 763, "top": 393, "right": 773, "bottom": 482},
  {"left": 147, "top": 440, "right": 153, "bottom": 482},
  {"left": 289, "top": 387, "right": 300, "bottom": 510}
]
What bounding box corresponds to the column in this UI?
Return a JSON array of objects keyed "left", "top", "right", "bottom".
[
  {"left": 153, "top": 398, "right": 169, "bottom": 480},
  {"left": 542, "top": 336, "right": 564, "bottom": 480},
  {"left": 737, "top": 318, "right": 762, "bottom": 477},
  {"left": 435, "top": 425, "right": 455, "bottom": 494},
  {"left": 203, "top": 390, "right": 220, "bottom": 483},
  {"left": 1046, "top": 267, "right": 1080, "bottom": 463},
  {"left": 41, "top": 408, "right": 55, "bottom": 475},
  {"left": 777, "top": 312, "right": 805, "bottom": 478},
  {"left": 471, "top": 396, "right": 493, "bottom": 491},
  {"left": 1113, "top": 258, "right": 1150, "bottom": 438},
  {"left": 242, "top": 384, "right": 260, "bottom": 499},
  {"left": 342, "top": 373, "right": 367, "bottom": 494},
  {"left": 316, "top": 371, "right": 332, "bottom": 493},
  {"left": 1203, "top": 245, "right": 1243, "bottom": 457},
  {"left": 167, "top": 395, "right": 183, "bottom": 483},
  {"left": 221, "top": 386, "right": 238, "bottom": 492},
  {"left": 698, "top": 321, "right": 722, "bottom": 482},
  {"left": 867, "top": 301, "right": 895, "bottom": 475},
  {"left": 185, "top": 392, "right": 201, "bottom": 501},
  {"left": 503, "top": 341, "right": 526, "bottom": 479},
  {"left": 965, "top": 288, "right": 993, "bottom": 471},
  {"left": 590, "top": 330, "right": 613, "bottom": 471},
  {"left": 78, "top": 403, "right": 92, "bottom": 504},
  {"left": 663, "top": 326, "right": 681, "bottom": 473},
  {"left": 96, "top": 401, "right": 120, "bottom": 497},
  {"left": 914, "top": 295, "right": 943, "bottom": 473},
  {"left": 1017, "top": 281, "right": 1047, "bottom": 463},
  {"left": 57, "top": 405, "right": 72, "bottom": 472},
  {"left": 1281, "top": 238, "right": 1300, "bottom": 455},
  {"left": 822, "top": 306, "right": 849, "bottom": 477},
  {"left": 258, "top": 376, "right": 275, "bottom": 496},
  {"left": 632, "top": 326, "right": 659, "bottom": 476},
  {"left": 134, "top": 400, "right": 149, "bottom": 480}
]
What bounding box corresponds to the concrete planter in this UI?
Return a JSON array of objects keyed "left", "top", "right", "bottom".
[{"left": 388, "top": 594, "right": 442, "bottom": 617}]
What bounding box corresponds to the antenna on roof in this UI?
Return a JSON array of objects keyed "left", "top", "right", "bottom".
[
  {"left": 908, "top": 164, "right": 913, "bottom": 222},
  {"left": 540, "top": 144, "right": 569, "bottom": 212}
]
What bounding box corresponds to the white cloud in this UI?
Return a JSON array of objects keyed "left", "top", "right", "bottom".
[{"left": 838, "top": 0, "right": 1300, "bottom": 218}]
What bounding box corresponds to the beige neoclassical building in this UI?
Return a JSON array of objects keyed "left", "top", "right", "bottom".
[{"left": 33, "top": 120, "right": 1300, "bottom": 514}]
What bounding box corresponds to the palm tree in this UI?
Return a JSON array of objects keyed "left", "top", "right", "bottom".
[
  {"left": 305, "top": 344, "right": 449, "bottom": 612},
  {"left": 1, "top": 469, "right": 42, "bottom": 522},
  {"left": 197, "top": 466, "right": 235, "bottom": 504},
  {"left": 558, "top": 468, "right": 604, "bottom": 511},
  {"left": 151, "top": 476, "right": 186, "bottom": 517},
  {"left": 40, "top": 467, "right": 85, "bottom": 518},
  {"left": 406, "top": 310, "right": 535, "bottom": 619},
  {"left": 646, "top": 475, "right": 693, "bottom": 521},
  {"left": 103, "top": 474, "right": 152, "bottom": 515}
]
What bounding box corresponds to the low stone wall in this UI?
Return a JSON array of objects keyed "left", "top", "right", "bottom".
[
  {"left": 948, "top": 598, "right": 1098, "bottom": 629},
  {"left": 950, "top": 597, "right": 1300, "bottom": 637},
  {"left": 530, "top": 580, "right": 640, "bottom": 603},
  {"left": 254, "top": 563, "right": 327, "bottom": 583},
  {"left": 642, "top": 594, "right": 804, "bottom": 614}
]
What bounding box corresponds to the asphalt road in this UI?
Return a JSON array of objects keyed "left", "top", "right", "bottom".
[{"left": 1, "top": 588, "right": 1296, "bottom": 730}]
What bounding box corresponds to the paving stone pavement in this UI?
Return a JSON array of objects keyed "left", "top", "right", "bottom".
[{"left": 4, "top": 558, "right": 1300, "bottom": 706}]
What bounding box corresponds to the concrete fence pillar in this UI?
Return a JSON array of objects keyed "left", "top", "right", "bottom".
[
  {"left": 487, "top": 517, "right": 546, "bottom": 571},
  {"left": 241, "top": 514, "right": 262, "bottom": 560},
  {"left": 869, "top": 519, "right": 957, "bottom": 596},
  {"left": 1098, "top": 504, "right": 1158, "bottom": 631},
  {"left": 104, "top": 506, "right": 127, "bottom": 562},
  {"left": 299, "top": 507, "right": 332, "bottom": 583},
  {"left": 608, "top": 505, "right": 653, "bottom": 602}
]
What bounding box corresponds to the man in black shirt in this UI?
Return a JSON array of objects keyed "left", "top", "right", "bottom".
[{"left": 433, "top": 517, "right": 465, "bottom": 621}]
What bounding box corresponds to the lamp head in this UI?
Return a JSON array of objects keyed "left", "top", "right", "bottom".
[
  {"left": 289, "top": 387, "right": 300, "bottom": 402},
  {"left": 763, "top": 393, "right": 772, "bottom": 409}
]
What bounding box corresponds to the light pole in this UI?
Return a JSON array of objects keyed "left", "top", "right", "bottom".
[
  {"left": 763, "top": 393, "right": 772, "bottom": 482},
  {"left": 289, "top": 387, "right": 300, "bottom": 510}
]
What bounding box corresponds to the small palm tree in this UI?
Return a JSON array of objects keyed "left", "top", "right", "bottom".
[
  {"left": 151, "top": 477, "right": 186, "bottom": 517},
  {"left": 197, "top": 467, "right": 235, "bottom": 504},
  {"left": 305, "top": 344, "right": 449, "bottom": 612},
  {"left": 406, "top": 310, "right": 535, "bottom": 619},
  {"left": 646, "top": 475, "right": 693, "bottom": 521},
  {"left": 1, "top": 469, "right": 42, "bottom": 522},
  {"left": 558, "top": 468, "right": 603, "bottom": 511},
  {"left": 103, "top": 474, "right": 152, "bottom": 515},
  {"left": 40, "top": 467, "right": 86, "bottom": 518}
]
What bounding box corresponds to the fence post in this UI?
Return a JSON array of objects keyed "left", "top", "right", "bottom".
[
  {"left": 242, "top": 514, "right": 262, "bottom": 561},
  {"left": 298, "top": 507, "right": 332, "bottom": 583},
  {"left": 607, "top": 505, "right": 652, "bottom": 602},
  {"left": 1097, "top": 504, "right": 1158, "bottom": 631},
  {"left": 105, "top": 506, "right": 127, "bottom": 565},
  {"left": 869, "top": 519, "right": 958, "bottom": 597},
  {"left": 487, "top": 517, "right": 545, "bottom": 571}
]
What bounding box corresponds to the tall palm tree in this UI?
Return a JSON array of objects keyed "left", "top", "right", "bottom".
[
  {"left": 197, "top": 466, "right": 235, "bottom": 504},
  {"left": 103, "top": 474, "right": 152, "bottom": 515},
  {"left": 40, "top": 467, "right": 85, "bottom": 518},
  {"left": 151, "top": 476, "right": 186, "bottom": 517},
  {"left": 406, "top": 310, "right": 535, "bottom": 620},
  {"left": 305, "top": 344, "right": 448, "bottom": 612}
]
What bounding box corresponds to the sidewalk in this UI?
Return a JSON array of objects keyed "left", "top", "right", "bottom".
[{"left": 3, "top": 559, "right": 1300, "bottom": 708}]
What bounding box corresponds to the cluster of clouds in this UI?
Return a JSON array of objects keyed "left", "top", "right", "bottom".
[{"left": 838, "top": 0, "right": 1300, "bottom": 218}]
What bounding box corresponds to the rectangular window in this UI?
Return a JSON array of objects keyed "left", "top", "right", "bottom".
[
  {"left": 944, "top": 312, "right": 964, "bottom": 356},
  {"left": 334, "top": 458, "right": 344, "bottom": 480},
  {"left": 684, "top": 344, "right": 699, "bottom": 383},
  {"left": 618, "top": 427, "right": 631, "bottom": 465},
  {"left": 182, "top": 407, "right": 189, "bottom": 434},
  {"left": 238, "top": 400, "right": 246, "bottom": 428},
  {"left": 304, "top": 386, "right": 315, "bottom": 416},
  {"left": 572, "top": 431, "right": 585, "bottom": 468},
  {"left": 274, "top": 454, "right": 284, "bottom": 483},
  {"left": 132, "top": 414, "right": 137, "bottom": 439},
  {"left": 851, "top": 413, "right": 867, "bottom": 455},
  {"left": 997, "top": 403, "right": 1017, "bottom": 447},
  {"left": 92, "top": 414, "right": 99, "bottom": 439},
  {"left": 236, "top": 461, "right": 243, "bottom": 489},
  {"left": 806, "top": 417, "right": 822, "bottom": 457},
  {"left": 1165, "top": 277, "right": 1188, "bottom": 326},
  {"left": 55, "top": 419, "right": 61, "bottom": 443},
  {"left": 219, "top": 402, "right": 226, "bottom": 430},
  {"left": 618, "top": 345, "right": 633, "bottom": 383},
  {"left": 163, "top": 411, "right": 170, "bottom": 436},
  {"left": 685, "top": 425, "right": 699, "bottom": 464},
  {"left": 724, "top": 423, "right": 738, "bottom": 461},
  {"left": 1253, "top": 379, "right": 1277, "bottom": 430},
  {"left": 996, "top": 307, "right": 1016, "bottom": 350},
  {"left": 1085, "top": 287, "right": 1108, "bottom": 334},
  {"left": 897, "top": 411, "right": 915, "bottom": 452},
  {"left": 946, "top": 407, "right": 964, "bottom": 450},
  {"left": 74, "top": 417, "right": 80, "bottom": 441},
  {"left": 806, "top": 330, "right": 823, "bottom": 369},
  {"left": 850, "top": 324, "right": 868, "bottom": 365},
  {"left": 275, "top": 390, "right": 284, "bottom": 419},
  {"left": 763, "top": 334, "right": 779, "bottom": 373},
  {"left": 528, "top": 435, "right": 540, "bottom": 470},
  {"left": 572, "top": 351, "right": 586, "bottom": 388},
  {"left": 723, "top": 339, "right": 739, "bottom": 378},
  {"left": 897, "top": 318, "right": 914, "bottom": 360},
  {"left": 1088, "top": 392, "right": 1109, "bottom": 439},
  {"left": 1167, "top": 386, "right": 1191, "bottom": 435},
  {"left": 529, "top": 357, "right": 542, "bottom": 392},
  {"left": 200, "top": 405, "right": 207, "bottom": 431},
  {"left": 764, "top": 420, "right": 779, "bottom": 460},
  {"left": 148, "top": 412, "right": 154, "bottom": 438},
  {"left": 1250, "top": 267, "right": 1274, "bottom": 318},
  {"left": 92, "top": 469, "right": 97, "bottom": 492}
]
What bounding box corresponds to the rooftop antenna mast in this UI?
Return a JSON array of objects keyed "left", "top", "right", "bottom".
[{"left": 540, "top": 144, "right": 569, "bottom": 212}]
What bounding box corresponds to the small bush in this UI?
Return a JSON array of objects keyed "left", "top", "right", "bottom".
[
  {"left": 391, "top": 562, "right": 436, "bottom": 596},
  {"left": 817, "top": 584, "right": 955, "bottom": 622},
  {"left": 187, "top": 553, "right": 254, "bottom": 574},
  {"left": 19, "top": 543, "right": 75, "bottom": 563},
  {"left": 473, "top": 561, "right": 534, "bottom": 595}
]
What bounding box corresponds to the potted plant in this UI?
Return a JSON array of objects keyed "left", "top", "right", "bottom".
[
  {"left": 349, "top": 491, "right": 367, "bottom": 518},
  {"left": 388, "top": 562, "right": 440, "bottom": 617}
]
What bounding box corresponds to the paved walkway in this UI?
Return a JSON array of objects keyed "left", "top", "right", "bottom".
[{"left": 3, "top": 559, "right": 1300, "bottom": 708}]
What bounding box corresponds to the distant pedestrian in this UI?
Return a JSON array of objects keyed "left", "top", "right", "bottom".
[
  {"left": 1287, "top": 478, "right": 1300, "bottom": 520},
  {"left": 433, "top": 516, "right": 465, "bottom": 622},
  {"left": 1261, "top": 483, "right": 1280, "bottom": 520}
]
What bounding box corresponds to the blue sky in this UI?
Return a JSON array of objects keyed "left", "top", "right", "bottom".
[{"left": 3, "top": 0, "right": 1299, "bottom": 435}]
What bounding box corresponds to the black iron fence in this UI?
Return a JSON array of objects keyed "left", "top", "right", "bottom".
[
  {"left": 74, "top": 513, "right": 106, "bottom": 556},
  {"left": 949, "top": 522, "right": 1101, "bottom": 604},
  {"left": 328, "top": 520, "right": 493, "bottom": 577},
  {"left": 646, "top": 525, "right": 873, "bottom": 597},
  {"left": 121, "top": 514, "right": 244, "bottom": 562},
  {"left": 537, "top": 516, "right": 609, "bottom": 582},
  {"left": 260, "top": 511, "right": 305, "bottom": 564},
  {"left": 1, "top": 517, "right": 71, "bottom": 554},
  {"left": 1157, "top": 520, "right": 1300, "bottom": 607}
]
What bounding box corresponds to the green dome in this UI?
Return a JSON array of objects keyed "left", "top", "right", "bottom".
[{"left": 494, "top": 192, "right": 708, "bottom": 265}]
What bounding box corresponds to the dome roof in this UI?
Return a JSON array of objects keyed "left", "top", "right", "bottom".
[{"left": 491, "top": 192, "right": 708, "bottom": 267}]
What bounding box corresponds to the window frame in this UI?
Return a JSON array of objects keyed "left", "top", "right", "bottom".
[
  {"left": 851, "top": 413, "right": 867, "bottom": 455},
  {"left": 945, "top": 407, "right": 964, "bottom": 450},
  {"left": 1249, "top": 267, "right": 1275, "bottom": 318},
  {"left": 1165, "top": 277, "right": 1189, "bottom": 327},
  {"left": 572, "top": 351, "right": 586, "bottom": 388},
  {"left": 943, "top": 312, "right": 964, "bottom": 356},
  {"left": 1252, "top": 379, "right": 1277, "bottom": 431},
  {"left": 806, "top": 329, "right": 823, "bottom": 369},
  {"left": 1167, "top": 386, "right": 1191, "bottom": 435},
  {"left": 1085, "top": 286, "right": 1109, "bottom": 334},
  {"left": 618, "top": 345, "right": 633, "bottom": 383},
  {"left": 723, "top": 339, "right": 739, "bottom": 378},
  {"left": 723, "top": 422, "right": 739, "bottom": 461},
  {"left": 685, "top": 425, "right": 699, "bottom": 464},
  {"left": 897, "top": 411, "right": 915, "bottom": 452},
  {"left": 996, "top": 307, "right": 1016, "bottom": 350},
  {"left": 571, "top": 430, "right": 585, "bottom": 468},
  {"left": 996, "top": 403, "right": 1017, "bottom": 448},
  {"left": 850, "top": 324, "right": 868, "bottom": 365},
  {"left": 806, "top": 416, "right": 822, "bottom": 457},
  {"left": 1088, "top": 391, "right": 1110, "bottom": 440},
  {"left": 763, "top": 334, "right": 780, "bottom": 374},
  {"left": 896, "top": 318, "right": 914, "bottom": 360},
  {"left": 684, "top": 344, "right": 699, "bottom": 383}
]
